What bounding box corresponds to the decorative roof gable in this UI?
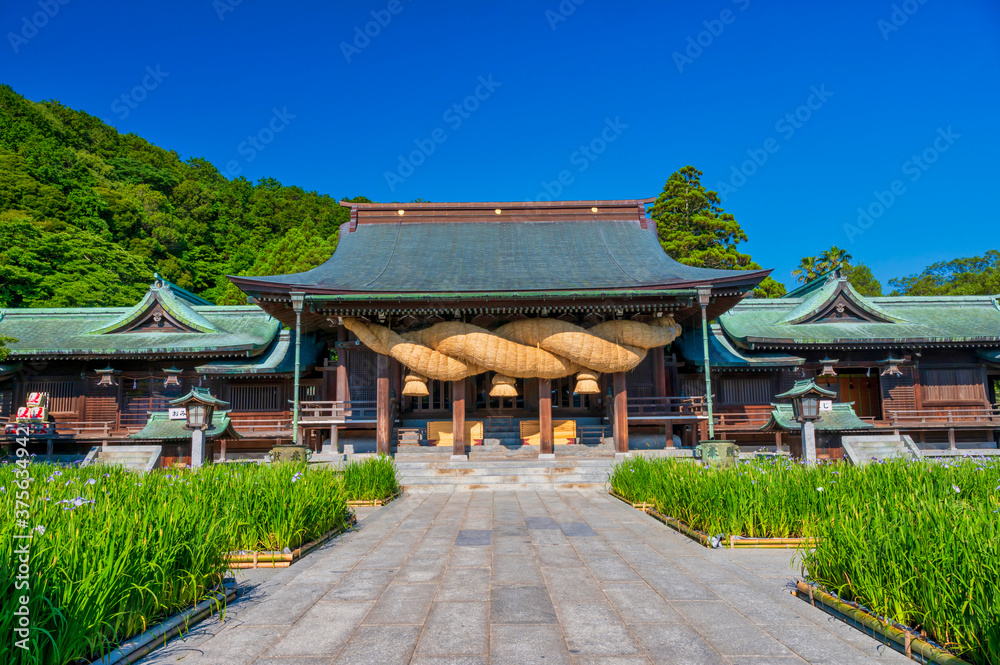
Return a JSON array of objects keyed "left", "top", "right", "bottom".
[
  {"left": 88, "top": 275, "right": 219, "bottom": 335},
  {"left": 778, "top": 276, "right": 901, "bottom": 326}
]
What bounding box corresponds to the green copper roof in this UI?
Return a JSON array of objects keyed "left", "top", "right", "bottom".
[
  {"left": 777, "top": 279, "right": 900, "bottom": 325},
  {"left": 781, "top": 269, "right": 838, "bottom": 299},
  {"left": 130, "top": 411, "right": 241, "bottom": 441},
  {"left": 721, "top": 277, "right": 1000, "bottom": 347},
  {"left": 88, "top": 278, "right": 219, "bottom": 334},
  {"left": 0, "top": 280, "right": 280, "bottom": 359},
  {"left": 978, "top": 349, "right": 1000, "bottom": 363},
  {"left": 233, "top": 218, "right": 769, "bottom": 294},
  {"left": 775, "top": 379, "right": 837, "bottom": 400},
  {"left": 169, "top": 387, "right": 229, "bottom": 408},
  {"left": 760, "top": 403, "right": 874, "bottom": 432},
  {"left": 195, "top": 330, "right": 326, "bottom": 377},
  {"left": 674, "top": 324, "right": 803, "bottom": 369}
]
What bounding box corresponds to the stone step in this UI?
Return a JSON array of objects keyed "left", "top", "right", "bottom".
[
  {"left": 404, "top": 482, "right": 607, "bottom": 492},
  {"left": 397, "top": 465, "right": 611, "bottom": 476},
  {"left": 398, "top": 470, "right": 609, "bottom": 480},
  {"left": 394, "top": 460, "right": 614, "bottom": 470},
  {"left": 398, "top": 472, "right": 611, "bottom": 483},
  {"left": 400, "top": 475, "right": 609, "bottom": 484}
]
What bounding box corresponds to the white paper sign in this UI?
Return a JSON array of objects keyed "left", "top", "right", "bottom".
[
  {"left": 819, "top": 400, "right": 834, "bottom": 412},
  {"left": 168, "top": 408, "right": 187, "bottom": 420}
]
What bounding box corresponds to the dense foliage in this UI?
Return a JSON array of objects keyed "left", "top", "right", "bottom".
[
  {"left": 610, "top": 455, "right": 829, "bottom": 538},
  {"left": 841, "top": 264, "right": 882, "bottom": 297},
  {"left": 0, "top": 85, "right": 366, "bottom": 308},
  {"left": 889, "top": 250, "right": 1000, "bottom": 296},
  {"left": 792, "top": 246, "right": 884, "bottom": 296},
  {"left": 649, "top": 166, "right": 786, "bottom": 298},
  {"left": 341, "top": 455, "right": 400, "bottom": 502},
  {"left": 0, "top": 461, "right": 353, "bottom": 664},
  {"left": 609, "top": 455, "right": 1000, "bottom": 664}
]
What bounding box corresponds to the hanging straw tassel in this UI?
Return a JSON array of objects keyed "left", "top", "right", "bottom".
[
  {"left": 402, "top": 374, "right": 430, "bottom": 397},
  {"left": 573, "top": 371, "right": 600, "bottom": 394},
  {"left": 489, "top": 374, "right": 519, "bottom": 397}
]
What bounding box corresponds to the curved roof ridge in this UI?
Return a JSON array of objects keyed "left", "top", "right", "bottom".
[{"left": 86, "top": 278, "right": 219, "bottom": 335}]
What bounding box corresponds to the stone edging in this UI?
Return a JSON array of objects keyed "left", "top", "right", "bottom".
[
  {"left": 89, "top": 581, "right": 238, "bottom": 665},
  {"left": 793, "top": 580, "right": 968, "bottom": 665}
]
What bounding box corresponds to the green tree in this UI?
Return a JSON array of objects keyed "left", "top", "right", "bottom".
[
  {"left": 792, "top": 256, "right": 822, "bottom": 284},
  {"left": 0, "top": 84, "right": 364, "bottom": 307},
  {"left": 843, "top": 264, "right": 883, "bottom": 297},
  {"left": 889, "top": 251, "right": 1000, "bottom": 296},
  {"left": 650, "top": 166, "right": 785, "bottom": 298},
  {"left": 818, "top": 246, "right": 853, "bottom": 273}
]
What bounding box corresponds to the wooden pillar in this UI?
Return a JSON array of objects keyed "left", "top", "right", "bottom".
[
  {"left": 336, "top": 327, "right": 349, "bottom": 402},
  {"left": 452, "top": 378, "right": 466, "bottom": 458},
  {"left": 220, "top": 438, "right": 227, "bottom": 462},
  {"left": 539, "top": 377, "right": 553, "bottom": 457},
  {"left": 774, "top": 431, "right": 783, "bottom": 454},
  {"left": 376, "top": 353, "right": 390, "bottom": 456},
  {"left": 613, "top": 372, "right": 628, "bottom": 453},
  {"left": 653, "top": 346, "right": 667, "bottom": 398},
  {"left": 948, "top": 427, "right": 956, "bottom": 451}
]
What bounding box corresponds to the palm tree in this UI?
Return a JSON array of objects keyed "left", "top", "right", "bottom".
[
  {"left": 818, "top": 246, "right": 853, "bottom": 274},
  {"left": 793, "top": 256, "right": 821, "bottom": 284}
]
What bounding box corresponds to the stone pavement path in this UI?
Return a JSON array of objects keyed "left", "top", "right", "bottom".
[{"left": 140, "top": 492, "right": 910, "bottom": 664}]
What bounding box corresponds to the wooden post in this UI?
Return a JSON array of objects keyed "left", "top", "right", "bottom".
[
  {"left": 613, "top": 372, "right": 628, "bottom": 453},
  {"left": 653, "top": 346, "right": 667, "bottom": 398},
  {"left": 329, "top": 424, "right": 339, "bottom": 453},
  {"left": 376, "top": 354, "right": 390, "bottom": 456},
  {"left": 948, "top": 427, "right": 956, "bottom": 451},
  {"left": 336, "top": 327, "right": 349, "bottom": 402},
  {"left": 774, "top": 431, "right": 783, "bottom": 454},
  {"left": 452, "top": 378, "right": 466, "bottom": 459},
  {"left": 539, "top": 377, "right": 553, "bottom": 457},
  {"left": 220, "top": 438, "right": 227, "bottom": 462}
]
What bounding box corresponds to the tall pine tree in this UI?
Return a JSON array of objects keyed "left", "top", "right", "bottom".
[{"left": 649, "top": 166, "right": 785, "bottom": 298}]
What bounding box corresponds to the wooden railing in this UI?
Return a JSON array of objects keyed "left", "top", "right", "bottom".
[
  {"left": 625, "top": 396, "right": 707, "bottom": 418},
  {"left": 229, "top": 418, "right": 292, "bottom": 435},
  {"left": 714, "top": 412, "right": 772, "bottom": 431},
  {"left": 887, "top": 406, "right": 1000, "bottom": 425},
  {"left": 52, "top": 421, "right": 115, "bottom": 437},
  {"left": 298, "top": 400, "right": 379, "bottom": 423}
]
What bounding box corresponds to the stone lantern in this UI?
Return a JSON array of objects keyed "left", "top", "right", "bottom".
[
  {"left": 170, "top": 387, "right": 229, "bottom": 468},
  {"left": 776, "top": 380, "right": 836, "bottom": 463}
]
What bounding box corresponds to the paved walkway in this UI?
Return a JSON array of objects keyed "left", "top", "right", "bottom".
[{"left": 141, "top": 492, "right": 910, "bottom": 665}]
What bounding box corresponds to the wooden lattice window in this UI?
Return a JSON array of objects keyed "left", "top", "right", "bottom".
[
  {"left": 921, "top": 368, "right": 985, "bottom": 404},
  {"left": 626, "top": 355, "right": 655, "bottom": 398},
  {"left": 346, "top": 348, "right": 376, "bottom": 402},
  {"left": 718, "top": 375, "right": 775, "bottom": 405},
  {"left": 228, "top": 384, "right": 282, "bottom": 411},
  {"left": 25, "top": 380, "right": 77, "bottom": 414},
  {"left": 552, "top": 376, "right": 591, "bottom": 409},
  {"left": 680, "top": 375, "right": 707, "bottom": 398}
]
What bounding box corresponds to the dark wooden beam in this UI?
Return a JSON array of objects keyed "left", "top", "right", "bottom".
[
  {"left": 613, "top": 372, "right": 628, "bottom": 453},
  {"left": 539, "top": 377, "right": 553, "bottom": 456},
  {"left": 376, "top": 353, "right": 390, "bottom": 456},
  {"left": 452, "top": 378, "right": 466, "bottom": 458},
  {"left": 336, "top": 327, "right": 349, "bottom": 402},
  {"left": 653, "top": 346, "right": 666, "bottom": 398}
]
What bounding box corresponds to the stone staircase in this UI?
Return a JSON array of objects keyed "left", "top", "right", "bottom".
[
  {"left": 396, "top": 456, "right": 615, "bottom": 491},
  {"left": 483, "top": 416, "right": 521, "bottom": 447},
  {"left": 83, "top": 445, "right": 162, "bottom": 473},
  {"left": 841, "top": 434, "right": 921, "bottom": 465}
]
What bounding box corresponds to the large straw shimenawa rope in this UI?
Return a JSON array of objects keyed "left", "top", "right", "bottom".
[{"left": 341, "top": 316, "right": 682, "bottom": 395}]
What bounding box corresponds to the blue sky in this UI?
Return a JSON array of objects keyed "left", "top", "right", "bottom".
[{"left": 2, "top": 0, "right": 999, "bottom": 291}]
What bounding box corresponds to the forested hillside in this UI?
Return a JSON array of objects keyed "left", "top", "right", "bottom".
[
  {"left": 0, "top": 85, "right": 995, "bottom": 310},
  {"left": 0, "top": 84, "right": 365, "bottom": 307}
]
